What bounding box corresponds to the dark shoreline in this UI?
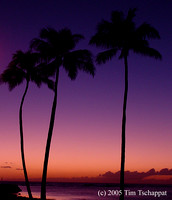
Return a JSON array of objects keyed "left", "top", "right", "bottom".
[
  {"left": 0, "top": 183, "right": 40, "bottom": 200},
  {"left": 1, "top": 197, "right": 40, "bottom": 200}
]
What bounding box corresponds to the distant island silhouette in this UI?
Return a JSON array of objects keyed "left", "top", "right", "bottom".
[
  {"left": 1, "top": 167, "right": 172, "bottom": 184},
  {"left": 45, "top": 168, "right": 172, "bottom": 184}
]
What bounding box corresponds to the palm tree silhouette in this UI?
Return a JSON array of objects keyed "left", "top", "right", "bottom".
[
  {"left": 0, "top": 50, "right": 54, "bottom": 199},
  {"left": 90, "top": 8, "right": 162, "bottom": 200},
  {"left": 31, "top": 27, "right": 95, "bottom": 200}
]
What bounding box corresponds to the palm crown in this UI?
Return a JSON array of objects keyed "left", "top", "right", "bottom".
[
  {"left": 0, "top": 50, "right": 55, "bottom": 199},
  {"left": 31, "top": 27, "right": 95, "bottom": 200},
  {"left": 31, "top": 27, "right": 95, "bottom": 79},
  {"left": 90, "top": 8, "right": 162, "bottom": 62},
  {"left": 0, "top": 50, "right": 54, "bottom": 90},
  {"left": 90, "top": 8, "right": 161, "bottom": 200}
]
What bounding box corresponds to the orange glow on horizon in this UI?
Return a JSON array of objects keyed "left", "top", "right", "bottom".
[{"left": 144, "top": 175, "right": 172, "bottom": 180}]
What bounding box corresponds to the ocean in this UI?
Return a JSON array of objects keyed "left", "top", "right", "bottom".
[{"left": 17, "top": 182, "right": 172, "bottom": 200}]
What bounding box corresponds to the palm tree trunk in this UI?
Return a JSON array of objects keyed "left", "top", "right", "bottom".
[
  {"left": 119, "top": 56, "right": 128, "bottom": 200},
  {"left": 19, "top": 80, "right": 33, "bottom": 199},
  {"left": 41, "top": 68, "right": 59, "bottom": 200}
]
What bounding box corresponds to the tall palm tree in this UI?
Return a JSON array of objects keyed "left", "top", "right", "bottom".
[
  {"left": 31, "top": 27, "right": 95, "bottom": 200},
  {"left": 90, "top": 8, "right": 161, "bottom": 200},
  {"left": 0, "top": 50, "right": 54, "bottom": 199}
]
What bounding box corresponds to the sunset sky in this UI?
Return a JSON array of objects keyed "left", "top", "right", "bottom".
[{"left": 0, "top": 0, "right": 172, "bottom": 181}]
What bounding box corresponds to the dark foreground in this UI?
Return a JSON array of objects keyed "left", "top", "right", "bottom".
[
  {"left": 0, "top": 183, "right": 40, "bottom": 200},
  {"left": 1, "top": 197, "right": 40, "bottom": 200}
]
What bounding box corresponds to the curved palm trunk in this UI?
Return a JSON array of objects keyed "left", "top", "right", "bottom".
[
  {"left": 41, "top": 68, "right": 59, "bottom": 200},
  {"left": 119, "top": 56, "right": 128, "bottom": 200},
  {"left": 19, "top": 80, "right": 33, "bottom": 199}
]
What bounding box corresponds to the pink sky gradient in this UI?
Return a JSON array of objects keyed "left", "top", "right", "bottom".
[{"left": 0, "top": 0, "right": 172, "bottom": 181}]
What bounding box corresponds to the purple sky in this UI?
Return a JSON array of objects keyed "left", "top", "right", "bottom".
[{"left": 0, "top": 0, "right": 172, "bottom": 180}]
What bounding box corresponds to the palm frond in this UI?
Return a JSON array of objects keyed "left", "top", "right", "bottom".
[
  {"left": 30, "top": 38, "right": 45, "bottom": 50},
  {"left": 30, "top": 38, "right": 55, "bottom": 62},
  {"left": 73, "top": 34, "right": 84, "bottom": 44},
  {"left": 136, "top": 23, "right": 161, "bottom": 40},
  {"left": 35, "top": 59, "right": 60, "bottom": 77},
  {"left": 96, "top": 20, "right": 112, "bottom": 34},
  {"left": 0, "top": 67, "right": 26, "bottom": 91},
  {"left": 37, "top": 28, "right": 83, "bottom": 55},
  {"left": 90, "top": 8, "right": 161, "bottom": 62},
  {"left": 126, "top": 8, "right": 137, "bottom": 22},
  {"left": 32, "top": 74, "right": 55, "bottom": 91},
  {"left": 118, "top": 48, "right": 129, "bottom": 59},
  {"left": 111, "top": 10, "right": 124, "bottom": 24},
  {"left": 58, "top": 28, "right": 80, "bottom": 51},
  {"left": 30, "top": 27, "right": 94, "bottom": 82},
  {"left": 90, "top": 32, "right": 115, "bottom": 49},
  {"left": 39, "top": 27, "right": 59, "bottom": 43},
  {"left": 44, "top": 79, "right": 55, "bottom": 91},
  {"left": 90, "top": 20, "right": 113, "bottom": 48},
  {"left": 133, "top": 46, "right": 162, "bottom": 59},
  {"left": 0, "top": 47, "right": 58, "bottom": 93},
  {"left": 96, "top": 49, "right": 118, "bottom": 64},
  {"left": 63, "top": 50, "right": 95, "bottom": 80},
  {"left": 39, "top": 27, "right": 50, "bottom": 39},
  {"left": 90, "top": 18, "right": 125, "bottom": 49}
]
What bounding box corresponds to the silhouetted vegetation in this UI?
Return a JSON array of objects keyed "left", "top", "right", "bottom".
[
  {"left": 31, "top": 27, "right": 95, "bottom": 200},
  {"left": 90, "top": 8, "right": 161, "bottom": 200},
  {"left": 0, "top": 7, "right": 163, "bottom": 200},
  {"left": 0, "top": 51, "right": 54, "bottom": 199}
]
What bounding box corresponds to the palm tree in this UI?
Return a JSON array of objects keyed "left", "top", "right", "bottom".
[
  {"left": 0, "top": 50, "right": 54, "bottom": 199},
  {"left": 90, "top": 8, "right": 161, "bottom": 200},
  {"left": 31, "top": 27, "right": 95, "bottom": 200}
]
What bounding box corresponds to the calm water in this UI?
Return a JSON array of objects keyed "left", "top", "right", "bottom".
[{"left": 17, "top": 182, "right": 172, "bottom": 200}]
